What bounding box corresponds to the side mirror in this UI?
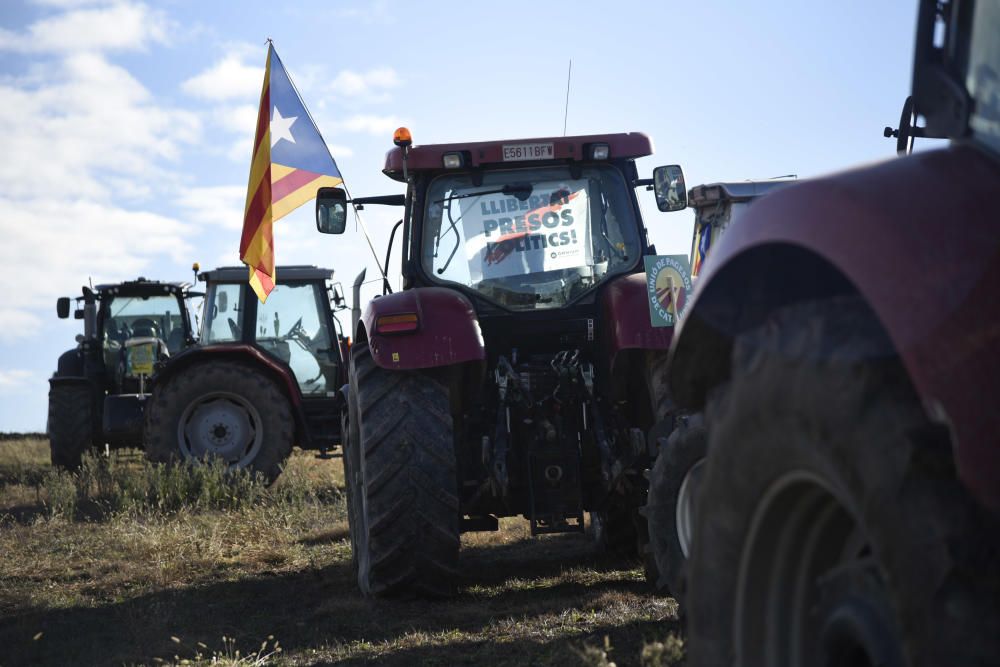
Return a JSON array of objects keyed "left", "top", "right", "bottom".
[
  {"left": 330, "top": 281, "right": 347, "bottom": 311},
  {"left": 57, "top": 297, "right": 71, "bottom": 319},
  {"left": 653, "top": 165, "right": 687, "bottom": 212},
  {"left": 316, "top": 187, "right": 348, "bottom": 234}
]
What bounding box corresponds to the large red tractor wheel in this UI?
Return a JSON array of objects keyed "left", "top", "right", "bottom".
[
  {"left": 645, "top": 413, "right": 706, "bottom": 606},
  {"left": 686, "top": 298, "right": 1000, "bottom": 667},
  {"left": 344, "top": 341, "right": 460, "bottom": 597},
  {"left": 144, "top": 361, "right": 293, "bottom": 484}
]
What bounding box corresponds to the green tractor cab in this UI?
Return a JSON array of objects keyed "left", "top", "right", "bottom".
[{"left": 49, "top": 278, "right": 200, "bottom": 468}]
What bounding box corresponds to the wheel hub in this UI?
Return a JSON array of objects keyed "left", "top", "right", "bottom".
[
  {"left": 178, "top": 393, "right": 262, "bottom": 467},
  {"left": 676, "top": 458, "right": 705, "bottom": 558}
]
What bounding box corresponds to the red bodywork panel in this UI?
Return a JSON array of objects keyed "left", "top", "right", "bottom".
[
  {"left": 361, "top": 287, "right": 486, "bottom": 370},
  {"left": 152, "top": 343, "right": 313, "bottom": 444},
  {"left": 154, "top": 344, "right": 302, "bottom": 407},
  {"left": 383, "top": 132, "right": 653, "bottom": 179},
  {"left": 601, "top": 273, "right": 674, "bottom": 366},
  {"left": 679, "top": 145, "right": 1000, "bottom": 513}
]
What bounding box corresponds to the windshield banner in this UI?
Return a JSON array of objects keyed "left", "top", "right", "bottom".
[{"left": 459, "top": 180, "right": 592, "bottom": 281}]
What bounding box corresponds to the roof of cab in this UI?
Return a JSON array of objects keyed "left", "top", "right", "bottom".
[
  {"left": 688, "top": 179, "right": 798, "bottom": 206},
  {"left": 199, "top": 265, "right": 334, "bottom": 283},
  {"left": 383, "top": 132, "right": 654, "bottom": 181},
  {"left": 95, "top": 277, "right": 191, "bottom": 294}
]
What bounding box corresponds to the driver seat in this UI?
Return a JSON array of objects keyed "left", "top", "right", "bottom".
[{"left": 131, "top": 318, "right": 159, "bottom": 339}]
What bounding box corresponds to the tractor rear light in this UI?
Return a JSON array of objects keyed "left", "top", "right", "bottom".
[
  {"left": 376, "top": 313, "right": 418, "bottom": 334},
  {"left": 590, "top": 143, "right": 610, "bottom": 160},
  {"left": 442, "top": 152, "right": 464, "bottom": 169}
]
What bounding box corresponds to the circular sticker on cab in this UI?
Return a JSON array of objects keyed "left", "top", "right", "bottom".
[{"left": 644, "top": 255, "right": 692, "bottom": 327}]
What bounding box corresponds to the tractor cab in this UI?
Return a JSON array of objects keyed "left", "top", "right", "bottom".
[
  {"left": 685, "top": 179, "right": 796, "bottom": 278},
  {"left": 197, "top": 265, "right": 347, "bottom": 398},
  {"left": 56, "top": 277, "right": 198, "bottom": 393}
]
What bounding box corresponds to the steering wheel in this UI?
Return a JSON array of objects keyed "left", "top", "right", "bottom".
[
  {"left": 284, "top": 317, "right": 305, "bottom": 339},
  {"left": 227, "top": 317, "right": 241, "bottom": 339}
]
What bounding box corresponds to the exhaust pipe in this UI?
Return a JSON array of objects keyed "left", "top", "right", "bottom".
[{"left": 351, "top": 268, "right": 366, "bottom": 339}]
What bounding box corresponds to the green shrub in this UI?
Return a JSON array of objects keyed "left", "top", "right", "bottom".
[{"left": 40, "top": 469, "right": 77, "bottom": 518}]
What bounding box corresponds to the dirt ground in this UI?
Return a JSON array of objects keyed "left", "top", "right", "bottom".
[{"left": 0, "top": 438, "right": 683, "bottom": 666}]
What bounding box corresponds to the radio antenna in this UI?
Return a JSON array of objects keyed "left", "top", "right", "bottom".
[{"left": 562, "top": 59, "right": 572, "bottom": 136}]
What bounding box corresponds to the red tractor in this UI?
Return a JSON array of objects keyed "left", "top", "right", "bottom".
[
  {"left": 143, "top": 265, "right": 349, "bottom": 482},
  {"left": 653, "top": 1, "right": 1000, "bottom": 664},
  {"left": 317, "top": 131, "right": 689, "bottom": 596}
]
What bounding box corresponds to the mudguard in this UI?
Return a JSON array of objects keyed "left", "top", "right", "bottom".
[
  {"left": 359, "top": 287, "right": 486, "bottom": 370},
  {"left": 670, "top": 145, "right": 1000, "bottom": 514},
  {"left": 152, "top": 344, "right": 313, "bottom": 446},
  {"left": 600, "top": 273, "right": 673, "bottom": 368}
]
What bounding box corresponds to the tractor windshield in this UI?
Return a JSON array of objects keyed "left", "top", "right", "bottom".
[
  {"left": 103, "top": 295, "right": 187, "bottom": 353},
  {"left": 422, "top": 165, "right": 641, "bottom": 309}
]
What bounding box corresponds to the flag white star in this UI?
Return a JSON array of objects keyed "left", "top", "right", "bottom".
[{"left": 270, "top": 107, "right": 297, "bottom": 147}]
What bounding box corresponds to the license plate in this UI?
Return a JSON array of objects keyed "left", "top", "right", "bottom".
[
  {"left": 128, "top": 343, "right": 155, "bottom": 376},
  {"left": 502, "top": 142, "right": 554, "bottom": 161}
]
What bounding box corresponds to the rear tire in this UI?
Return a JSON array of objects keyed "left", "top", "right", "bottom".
[
  {"left": 645, "top": 413, "right": 706, "bottom": 605},
  {"left": 591, "top": 491, "right": 641, "bottom": 558},
  {"left": 48, "top": 383, "right": 94, "bottom": 470},
  {"left": 687, "top": 297, "right": 1000, "bottom": 667},
  {"left": 347, "top": 341, "right": 460, "bottom": 597},
  {"left": 144, "top": 361, "right": 293, "bottom": 484}
]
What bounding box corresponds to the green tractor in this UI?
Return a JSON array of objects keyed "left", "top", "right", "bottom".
[{"left": 49, "top": 277, "right": 198, "bottom": 468}]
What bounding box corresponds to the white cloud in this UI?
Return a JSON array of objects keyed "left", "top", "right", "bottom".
[
  {"left": 0, "top": 1, "right": 169, "bottom": 54},
  {"left": 332, "top": 1, "right": 395, "bottom": 25},
  {"left": 336, "top": 114, "right": 406, "bottom": 136},
  {"left": 0, "top": 369, "right": 36, "bottom": 392},
  {"left": 0, "top": 52, "right": 201, "bottom": 201},
  {"left": 211, "top": 103, "right": 260, "bottom": 136},
  {"left": 330, "top": 67, "right": 400, "bottom": 99},
  {"left": 0, "top": 9, "right": 201, "bottom": 333},
  {"left": 327, "top": 144, "right": 355, "bottom": 159},
  {"left": 0, "top": 311, "right": 43, "bottom": 344},
  {"left": 0, "top": 197, "right": 194, "bottom": 314},
  {"left": 182, "top": 52, "right": 263, "bottom": 101},
  {"left": 175, "top": 186, "right": 247, "bottom": 231},
  {"left": 32, "top": 0, "right": 113, "bottom": 7}
]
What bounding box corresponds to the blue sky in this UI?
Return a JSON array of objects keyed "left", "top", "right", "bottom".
[{"left": 0, "top": 0, "right": 923, "bottom": 431}]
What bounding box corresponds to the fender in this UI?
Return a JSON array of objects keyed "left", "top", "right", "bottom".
[
  {"left": 601, "top": 272, "right": 673, "bottom": 368},
  {"left": 152, "top": 344, "right": 312, "bottom": 446},
  {"left": 55, "top": 348, "right": 84, "bottom": 377},
  {"left": 360, "top": 287, "right": 486, "bottom": 370},
  {"left": 670, "top": 145, "right": 1000, "bottom": 513}
]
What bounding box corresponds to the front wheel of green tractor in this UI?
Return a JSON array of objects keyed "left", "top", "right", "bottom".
[
  {"left": 346, "top": 341, "right": 460, "bottom": 597},
  {"left": 47, "top": 382, "right": 96, "bottom": 470}
]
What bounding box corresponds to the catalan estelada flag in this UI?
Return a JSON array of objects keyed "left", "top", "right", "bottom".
[
  {"left": 240, "top": 43, "right": 343, "bottom": 302},
  {"left": 690, "top": 221, "right": 712, "bottom": 278}
]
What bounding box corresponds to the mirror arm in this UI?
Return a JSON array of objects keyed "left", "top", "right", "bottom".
[
  {"left": 382, "top": 219, "right": 404, "bottom": 295},
  {"left": 352, "top": 194, "right": 406, "bottom": 207}
]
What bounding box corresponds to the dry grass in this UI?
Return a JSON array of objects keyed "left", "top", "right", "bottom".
[{"left": 0, "top": 437, "right": 683, "bottom": 665}]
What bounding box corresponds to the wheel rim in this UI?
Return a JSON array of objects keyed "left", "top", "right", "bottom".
[
  {"left": 733, "top": 472, "right": 902, "bottom": 667},
  {"left": 177, "top": 391, "right": 263, "bottom": 468},
  {"left": 676, "top": 457, "right": 705, "bottom": 558}
]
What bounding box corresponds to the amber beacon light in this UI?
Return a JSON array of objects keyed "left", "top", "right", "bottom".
[{"left": 393, "top": 127, "right": 412, "bottom": 148}]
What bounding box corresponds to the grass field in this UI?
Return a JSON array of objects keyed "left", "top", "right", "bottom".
[{"left": 0, "top": 438, "right": 683, "bottom": 666}]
